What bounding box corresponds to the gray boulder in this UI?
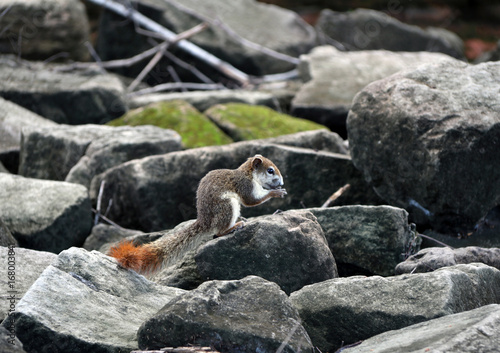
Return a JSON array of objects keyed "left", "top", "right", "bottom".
[
  {"left": 83, "top": 223, "right": 144, "bottom": 252},
  {"left": 90, "top": 142, "right": 379, "bottom": 232},
  {"left": 396, "top": 246, "right": 500, "bottom": 274},
  {"left": 347, "top": 61, "right": 500, "bottom": 233},
  {"left": 0, "top": 0, "right": 89, "bottom": 61},
  {"left": 342, "top": 304, "right": 500, "bottom": 353},
  {"left": 0, "top": 97, "right": 56, "bottom": 173},
  {"left": 308, "top": 205, "right": 418, "bottom": 276},
  {"left": 0, "top": 326, "right": 26, "bottom": 353},
  {"left": 19, "top": 124, "right": 182, "bottom": 187},
  {"left": 97, "top": 0, "right": 316, "bottom": 79},
  {"left": 291, "top": 46, "right": 457, "bottom": 137},
  {"left": 0, "top": 247, "right": 57, "bottom": 321},
  {"left": 195, "top": 210, "right": 338, "bottom": 294},
  {"left": 138, "top": 276, "right": 313, "bottom": 352},
  {"left": 0, "top": 61, "right": 126, "bottom": 124},
  {"left": 3, "top": 247, "right": 185, "bottom": 353},
  {"left": 0, "top": 174, "right": 92, "bottom": 253},
  {"left": 316, "top": 8, "right": 464, "bottom": 58},
  {"left": 290, "top": 263, "right": 500, "bottom": 352}
]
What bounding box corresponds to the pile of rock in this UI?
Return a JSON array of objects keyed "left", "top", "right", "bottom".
[{"left": 0, "top": 0, "right": 499, "bottom": 352}]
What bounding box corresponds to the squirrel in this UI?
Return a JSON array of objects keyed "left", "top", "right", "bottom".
[{"left": 108, "top": 154, "right": 287, "bottom": 273}]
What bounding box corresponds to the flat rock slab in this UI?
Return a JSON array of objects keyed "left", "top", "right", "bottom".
[
  {"left": 291, "top": 45, "right": 457, "bottom": 135},
  {"left": 0, "top": 174, "right": 92, "bottom": 253},
  {"left": 0, "top": 247, "right": 57, "bottom": 321},
  {"left": 347, "top": 61, "right": 500, "bottom": 232},
  {"left": 0, "top": 62, "right": 126, "bottom": 124},
  {"left": 2, "top": 247, "right": 185, "bottom": 353},
  {"left": 343, "top": 304, "right": 500, "bottom": 353},
  {"left": 138, "top": 276, "right": 313, "bottom": 352},
  {"left": 308, "top": 205, "right": 417, "bottom": 276},
  {"left": 290, "top": 263, "right": 500, "bottom": 352},
  {"left": 90, "top": 142, "right": 378, "bottom": 232},
  {"left": 0, "top": 0, "right": 90, "bottom": 61},
  {"left": 195, "top": 210, "right": 338, "bottom": 294},
  {"left": 20, "top": 124, "right": 182, "bottom": 187},
  {"left": 396, "top": 246, "right": 500, "bottom": 274}
]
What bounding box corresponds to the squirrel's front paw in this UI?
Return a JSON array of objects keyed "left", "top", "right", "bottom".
[{"left": 273, "top": 188, "right": 287, "bottom": 198}]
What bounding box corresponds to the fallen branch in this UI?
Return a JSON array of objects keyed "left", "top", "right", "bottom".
[
  {"left": 86, "top": 0, "right": 250, "bottom": 85},
  {"left": 321, "top": 184, "right": 351, "bottom": 208},
  {"left": 128, "top": 82, "right": 226, "bottom": 97}
]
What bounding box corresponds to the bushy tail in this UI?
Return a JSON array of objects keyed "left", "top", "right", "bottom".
[{"left": 108, "top": 241, "right": 163, "bottom": 274}]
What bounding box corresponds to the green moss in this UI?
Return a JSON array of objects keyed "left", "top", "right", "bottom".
[
  {"left": 107, "top": 100, "right": 233, "bottom": 148},
  {"left": 205, "top": 103, "right": 327, "bottom": 141}
]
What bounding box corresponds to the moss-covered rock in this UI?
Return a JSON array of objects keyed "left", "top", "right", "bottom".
[
  {"left": 205, "top": 103, "right": 327, "bottom": 141},
  {"left": 107, "top": 100, "right": 233, "bottom": 148}
]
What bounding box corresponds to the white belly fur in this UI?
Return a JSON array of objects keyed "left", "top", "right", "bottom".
[{"left": 220, "top": 191, "right": 241, "bottom": 228}]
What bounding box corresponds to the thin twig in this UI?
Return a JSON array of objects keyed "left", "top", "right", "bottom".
[
  {"left": 321, "top": 184, "right": 350, "bottom": 208},
  {"left": 92, "top": 208, "right": 127, "bottom": 230},
  {"left": 94, "top": 180, "right": 106, "bottom": 225},
  {"left": 128, "top": 82, "right": 226, "bottom": 97},
  {"left": 417, "top": 233, "right": 454, "bottom": 249},
  {"left": 84, "top": 41, "right": 105, "bottom": 72},
  {"left": 162, "top": 50, "right": 215, "bottom": 84}
]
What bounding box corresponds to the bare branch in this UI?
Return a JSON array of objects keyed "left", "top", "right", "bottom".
[
  {"left": 86, "top": 0, "right": 250, "bottom": 85},
  {"left": 128, "top": 82, "right": 226, "bottom": 97},
  {"left": 321, "top": 184, "right": 351, "bottom": 208}
]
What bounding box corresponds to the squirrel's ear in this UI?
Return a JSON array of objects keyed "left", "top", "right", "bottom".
[{"left": 252, "top": 155, "right": 263, "bottom": 169}]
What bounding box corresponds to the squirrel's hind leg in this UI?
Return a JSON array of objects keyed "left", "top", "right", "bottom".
[{"left": 215, "top": 220, "right": 245, "bottom": 238}]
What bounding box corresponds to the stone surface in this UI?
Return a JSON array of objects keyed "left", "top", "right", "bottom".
[
  {"left": 0, "top": 220, "right": 18, "bottom": 247},
  {"left": 128, "top": 90, "right": 281, "bottom": 112},
  {"left": 342, "top": 304, "right": 500, "bottom": 353},
  {"left": 316, "top": 8, "right": 464, "bottom": 58},
  {"left": 0, "top": 0, "right": 89, "bottom": 61},
  {"left": 2, "top": 247, "right": 185, "bottom": 353},
  {"left": 291, "top": 45, "right": 457, "bottom": 137},
  {"left": 0, "top": 97, "right": 56, "bottom": 173},
  {"left": 195, "top": 210, "right": 337, "bottom": 294},
  {"left": 308, "top": 205, "right": 418, "bottom": 276},
  {"left": 396, "top": 246, "right": 500, "bottom": 274},
  {"left": 347, "top": 61, "right": 500, "bottom": 233},
  {"left": 107, "top": 100, "right": 232, "bottom": 149},
  {"left": 0, "top": 326, "right": 26, "bottom": 353},
  {"left": 204, "top": 103, "right": 326, "bottom": 142},
  {"left": 97, "top": 0, "right": 316, "bottom": 79},
  {"left": 0, "top": 247, "right": 57, "bottom": 321},
  {"left": 259, "top": 129, "right": 348, "bottom": 155},
  {"left": 290, "top": 263, "right": 500, "bottom": 352},
  {"left": 0, "top": 61, "right": 126, "bottom": 124},
  {"left": 138, "top": 276, "right": 313, "bottom": 352},
  {"left": 0, "top": 174, "right": 92, "bottom": 253},
  {"left": 90, "top": 142, "right": 379, "bottom": 232},
  {"left": 19, "top": 124, "right": 181, "bottom": 187}
]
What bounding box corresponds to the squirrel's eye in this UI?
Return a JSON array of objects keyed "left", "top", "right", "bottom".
[{"left": 267, "top": 167, "right": 274, "bottom": 175}]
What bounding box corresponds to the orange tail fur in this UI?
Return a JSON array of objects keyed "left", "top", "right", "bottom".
[{"left": 108, "top": 240, "right": 162, "bottom": 274}]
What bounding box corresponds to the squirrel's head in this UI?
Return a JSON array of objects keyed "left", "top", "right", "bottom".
[{"left": 249, "top": 154, "right": 284, "bottom": 190}]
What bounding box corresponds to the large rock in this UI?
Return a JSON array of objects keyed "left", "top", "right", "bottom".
[
  {"left": 308, "top": 205, "right": 418, "bottom": 276},
  {"left": 83, "top": 223, "right": 144, "bottom": 252},
  {"left": 0, "top": 97, "right": 56, "bottom": 173},
  {"left": 0, "top": 0, "right": 89, "bottom": 61},
  {"left": 0, "top": 61, "right": 127, "bottom": 124},
  {"left": 291, "top": 45, "right": 457, "bottom": 137},
  {"left": 347, "top": 61, "right": 500, "bottom": 233},
  {"left": 97, "top": 0, "right": 316, "bottom": 79},
  {"left": 204, "top": 103, "right": 326, "bottom": 141},
  {"left": 343, "top": 304, "right": 500, "bottom": 353},
  {"left": 396, "top": 246, "right": 500, "bottom": 274},
  {"left": 0, "top": 326, "right": 26, "bottom": 353},
  {"left": 90, "top": 142, "right": 379, "bottom": 232},
  {"left": 0, "top": 174, "right": 92, "bottom": 253},
  {"left": 0, "top": 247, "right": 57, "bottom": 320},
  {"left": 316, "top": 9, "right": 464, "bottom": 58},
  {"left": 0, "top": 220, "right": 18, "bottom": 247},
  {"left": 195, "top": 210, "right": 337, "bottom": 294},
  {"left": 290, "top": 263, "right": 500, "bottom": 352},
  {"left": 138, "top": 276, "right": 313, "bottom": 352},
  {"left": 19, "top": 124, "right": 182, "bottom": 187},
  {"left": 2, "top": 248, "right": 185, "bottom": 353}
]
